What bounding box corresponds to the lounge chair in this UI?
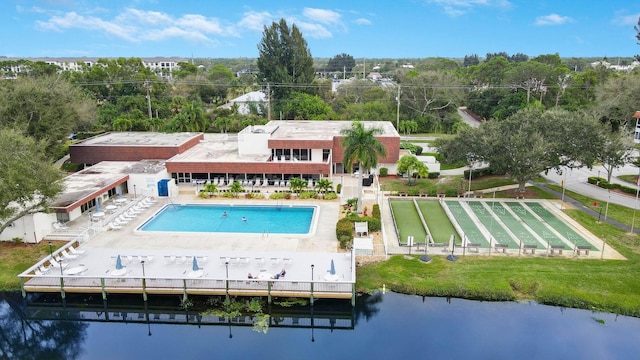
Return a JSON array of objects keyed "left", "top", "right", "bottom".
[
  {"left": 108, "top": 222, "right": 123, "bottom": 231},
  {"left": 38, "top": 265, "right": 51, "bottom": 274},
  {"left": 62, "top": 249, "right": 79, "bottom": 260},
  {"left": 69, "top": 247, "right": 86, "bottom": 255},
  {"left": 49, "top": 258, "right": 68, "bottom": 269}
]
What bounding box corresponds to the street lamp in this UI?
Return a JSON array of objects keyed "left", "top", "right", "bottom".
[
  {"left": 225, "top": 261, "right": 229, "bottom": 296},
  {"left": 59, "top": 258, "right": 65, "bottom": 300},
  {"left": 48, "top": 241, "right": 53, "bottom": 259},
  {"left": 468, "top": 164, "right": 473, "bottom": 197},
  {"left": 141, "top": 260, "right": 147, "bottom": 302},
  {"left": 310, "top": 264, "right": 315, "bottom": 305},
  {"left": 133, "top": 184, "right": 137, "bottom": 199}
]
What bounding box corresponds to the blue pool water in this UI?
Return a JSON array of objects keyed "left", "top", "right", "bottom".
[{"left": 137, "top": 204, "right": 315, "bottom": 234}]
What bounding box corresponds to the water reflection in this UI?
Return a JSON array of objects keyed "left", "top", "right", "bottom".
[{"left": 1, "top": 291, "right": 639, "bottom": 359}]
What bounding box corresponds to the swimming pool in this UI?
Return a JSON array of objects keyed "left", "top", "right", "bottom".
[{"left": 136, "top": 204, "right": 316, "bottom": 234}]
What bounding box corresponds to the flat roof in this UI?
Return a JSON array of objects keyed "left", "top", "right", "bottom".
[
  {"left": 266, "top": 120, "right": 399, "bottom": 140},
  {"left": 166, "top": 134, "right": 268, "bottom": 163},
  {"left": 73, "top": 132, "right": 202, "bottom": 147},
  {"left": 51, "top": 161, "right": 165, "bottom": 208}
]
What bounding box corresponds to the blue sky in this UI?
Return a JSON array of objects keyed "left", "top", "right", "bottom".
[{"left": 2, "top": 0, "right": 640, "bottom": 59}]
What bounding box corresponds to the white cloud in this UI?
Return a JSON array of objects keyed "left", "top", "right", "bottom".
[
  {"left": 303, "top": 8, "right": 342, "bottom": 25},
  {"left": 427, "top": 0, "right": 511, "bottom": 16},
  {"left": 535, "top": 13, "right": 572, "bottom": 26},
  {"left": 354, "top": 18, "right": 372, "bottom": 25},
  {"left": 294, "top": 21, "right": 333, "bottom": 39},
  {"left": 35, "top": 7, "right": 236, "bottom": 44},
  {"left": 612, "top": 12, "right": 640, "bottom": 26},
  {"left": 36, "top": 12, "right": 136, "bottom": 41},
  {"left": 238, "top": 11, "right": 273, "bottom": 32},
  {"left": 141, "top": 26, "right": 210, "bottom": 43}
]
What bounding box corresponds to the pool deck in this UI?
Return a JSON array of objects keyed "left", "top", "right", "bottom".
[{"left": 20, "top": 192, "right": 355, "bottom": 303}]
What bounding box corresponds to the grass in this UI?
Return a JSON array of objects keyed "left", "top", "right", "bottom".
[
  {"left": 617, "top": 174, "right": 637, "bottom": 185},
  {"left": 547, "top": 185, "right": 637, "bottom": 227},
  {"left": 0, "top": 241, "right": 66, "bottom": 290},
  {"left": 381, "top": 175, "right": 517, "bottom": 193},
  {"left": 358, "top": 190, "right": 640, "bottom": 316}
]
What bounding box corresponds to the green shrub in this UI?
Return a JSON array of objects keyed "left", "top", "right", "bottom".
[
  {"left": 251, "top": 193, "right": 265, "bottom": 199},
  {"left": 269, "top": 192, "right": 287, "bottom": 200},
  {"left": 428, "top": 172, "right": 440, "bottom": 179},
  {"left": 408, "top": 188, "right": 420, "bottom": 196},
  {"left": 445, "top": 189, "right": 458, "bottom": 197},
  {"left": 338, "top": 235, "right": 352, "bottom": 249},
  {"left": 324, "top": 192, "right": 338, "bottom": 200},
  {"left": 379, "top": 167, "right": 388, "bottom": 177},
  {"left": 347, "top": 197, "right": 358, "bottom": 208},
  {"left": 428, "top": 189, "right": 438, "bottom": 196},
  {"left": 336, "top": 218, "right": 353, "bottom": 240},
  {"left": 299, "top": 191, "right": 318, "bottom": 199},
  {"left": 221, "top": 192, "right": 234, "bottom": 198},
  {"left": 372, "top": 204, "right": 381, "bottom": 219},
  {"left": 336, "top": 183, "right": 342, "bottom": 194}
]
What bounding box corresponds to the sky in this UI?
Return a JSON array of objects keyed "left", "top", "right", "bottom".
[{"left": 2, "top": 0, "right": 640, "bottom": 59}]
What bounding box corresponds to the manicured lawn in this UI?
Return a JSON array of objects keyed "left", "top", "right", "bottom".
[
  {"left": 0, "top": 241, "right": 65, "bottom": 290},
  {"left": 548, "top": 185, "right": 638, "bottom": 227},
  {"left": 415, "top": 200, "right": 458, "bottom": 244},
  {"left": 389, "top": 200, "right": 427, "bottom": 245},
  {"left": 358, "top": 201, "right": 640, "bottom": 317}
]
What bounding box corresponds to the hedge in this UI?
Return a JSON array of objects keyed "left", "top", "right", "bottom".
[{"left": 588, "top": 176, "right": 637, "bottom": 195}]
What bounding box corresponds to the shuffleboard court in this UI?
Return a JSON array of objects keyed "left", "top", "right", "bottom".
[
  {"left": 444, "top": 201, "right": 489, "bottom": 246},
  {"left": 415, "top": 200, "right": 458, "bottom": 244},
  {"left": 390, "top": 200, "right": 427, "bottom": 245},
  {"left": 492, "top": 203, "right": 542, "bottom": 248},
  {"left": 467, "top": 201, "right": 519, "bottom": 248},
  {"left": 524, "top": 202, "right": 594, "bottom": 250},
  {"left": 504, "top": 202, "right": 568, "bottom": 249}
]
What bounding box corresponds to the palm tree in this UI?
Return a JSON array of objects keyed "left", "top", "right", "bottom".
[
  {"left": 289, "top": 177, "right": 308, "bottom": 195},
  {"left": 314, "top": 178, "right": 333, "bottom": 198},
  {"left": 341, "top": 121, "right": 387, "bottom": 213},
  {"left": 228, "top": 181, "right": 244, "bottom": 198}
]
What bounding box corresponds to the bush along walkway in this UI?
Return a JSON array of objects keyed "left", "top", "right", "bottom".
[{"left": 532, "top": 182, "right": 640, "bottom": 234}]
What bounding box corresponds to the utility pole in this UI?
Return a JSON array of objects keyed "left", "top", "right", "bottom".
[
  {"left": 396, "top": 86, "right": 401, "bottom": 129},
  {"left": 145, "top": 81, "right": 152, "bottom": 119},
  {"left": 266, "top": 83, "right": 271, "bottom": 121}
]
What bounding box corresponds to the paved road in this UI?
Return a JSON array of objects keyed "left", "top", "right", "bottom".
[{"left": 541, "top": 164, "right": 640, "bottom": 209}]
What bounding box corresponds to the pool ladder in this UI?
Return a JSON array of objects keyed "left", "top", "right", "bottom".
[{"left": 262, "top": 229, "right": 270, "bottom": 240}]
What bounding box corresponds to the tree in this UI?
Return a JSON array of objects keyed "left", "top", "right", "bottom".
[
  {"left": 597, "top": 130, "right": 635, "bottom": 183},
  {"left": 289, "top": 177, "right": 308, "bottom": 195},
  {"left": 635, "top": 16, "right": 640, "bottom": 60},
  {"left": 341, "top": 121, "right": 387, "bottom": 212},
  {"left": 505, "top": 61, "right": 552, "bottom": 104},
  {"left": 594, "top": 73, "right": 640, "bottom": 131},
  {"left": 279, "top": 92, "right": 334, "bottom": 120},
  {"left": 398, "top": 120, "right": 418, "bottom": 135},
  {"left": 228, "top": 181, "right": 245, "bottom": 198},
  {"left": 314, "top": 178, "right": 334, "bottom": 198},
  {"left": 327, "top": 53, "right": 356, "bottom": 72},
  {"left": 436, "top": 108, "right": 604, "bottom": 192},
  {"left": 0, "top": 129, "right": 64, "bottom": 234},
  {"left": 399, "top": 70, "right": 464, "bottom": 117},
  {"left": 396, "top": 155, "right": 429, "bottom": 185},
  {"left": 0, "top": 76, "right": 96, "bottom": 158},
  {"left": 257, "top": 19, "right": 315, "bottom": 102},
  {"left": 462, "top": 54, "right": 480, "bottom": 67}
]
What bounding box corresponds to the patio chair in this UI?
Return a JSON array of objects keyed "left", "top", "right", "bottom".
[
  {"left": 49, "top": 258, "right": 68, "bottom": 269},
  {"left": 69, "top": 246, "right": 86, "bottom": 255},
  {"left": 62, "top": 249, "right": 79, "bottom": 260},
  {"left": 108, "top": 222, "right": 123, "bottom": 231}
]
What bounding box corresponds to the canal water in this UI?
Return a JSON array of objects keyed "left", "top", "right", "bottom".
[{"left": 1, "top": 291, "right": 638, "bottom": 360}]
